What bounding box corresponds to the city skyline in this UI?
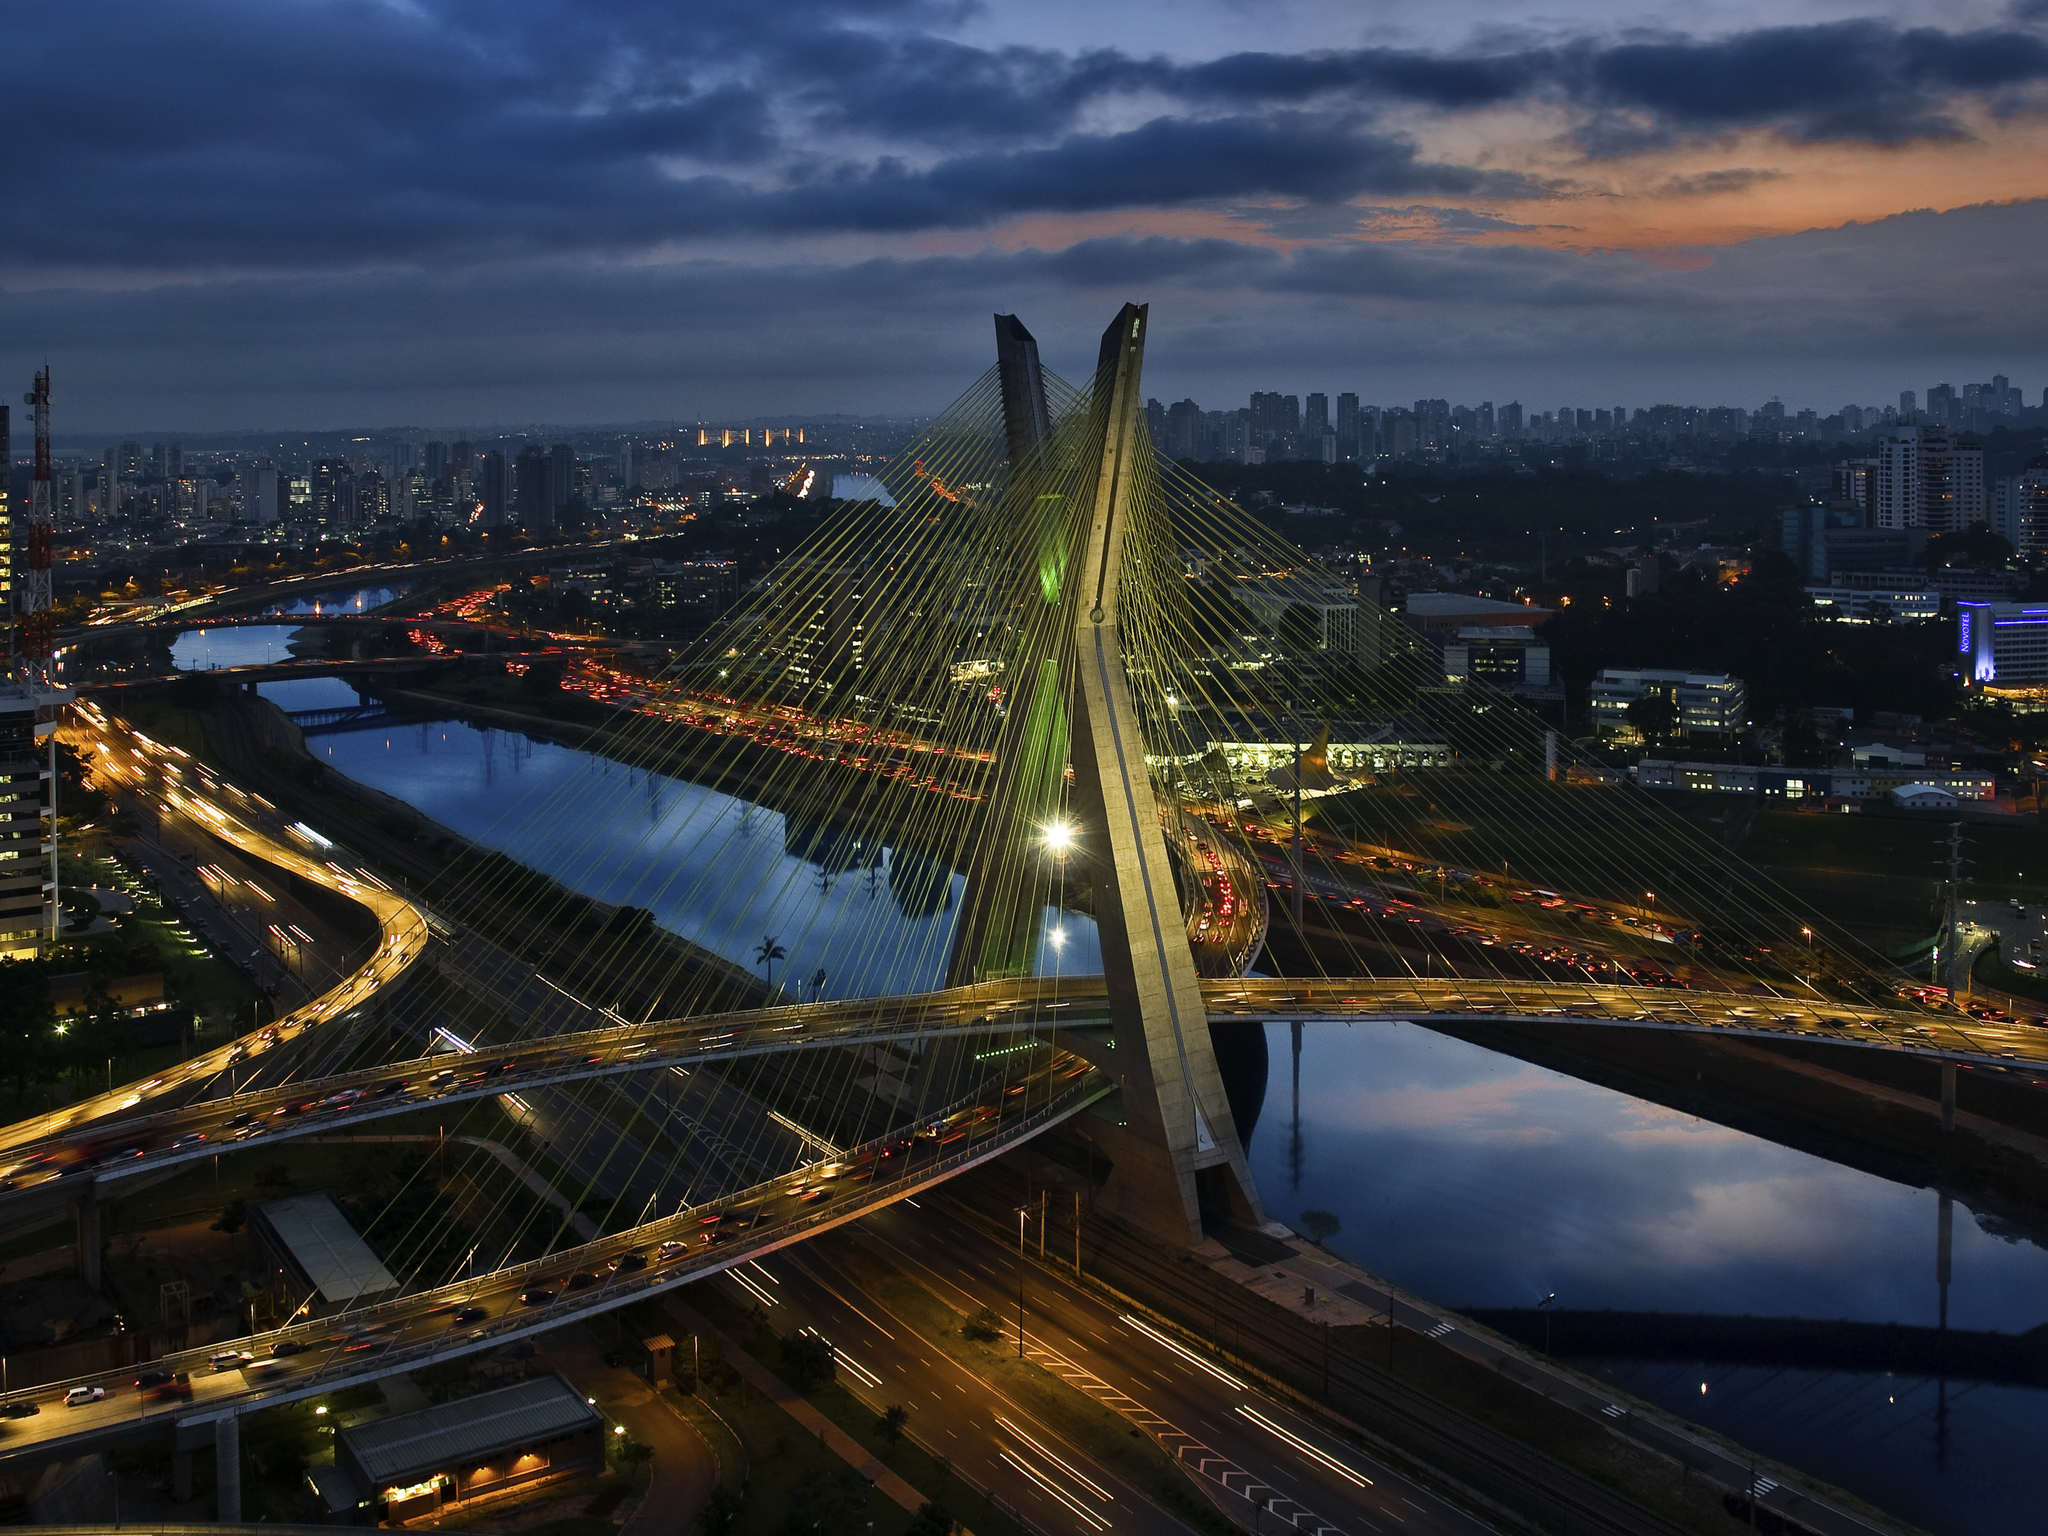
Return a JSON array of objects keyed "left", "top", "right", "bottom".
[{"left": 4, "top": 1, "right": 2048, "bottom": 429}]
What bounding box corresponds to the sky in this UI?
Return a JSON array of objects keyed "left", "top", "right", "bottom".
[{"left": 6, "top": 0, "right": 2048, "bottom": 433}]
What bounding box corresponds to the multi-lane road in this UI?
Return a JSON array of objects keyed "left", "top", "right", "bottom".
[
  {"left": 0, "top": 709, "right": 430, "bottom": 1163},
  {"left": 768, "top": 1204, "right": 1502, "bottom": 1536},
  {"left": 7, "top": 968, "right": 2035, "bottom": 1210},
  {"left": 0, "top": 1062, "right": 1111, "bottom": 1461}
]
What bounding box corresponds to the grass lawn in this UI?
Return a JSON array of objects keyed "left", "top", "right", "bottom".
[{"left": 660, "top": 1341, "right": 924, "bottom": 1536}]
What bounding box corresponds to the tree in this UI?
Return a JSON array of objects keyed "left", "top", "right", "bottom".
[
  {"left": 778, "top": 1331, "right": 835, "bottom": 1390},
  {"left": 1624, "top": 690, "right": 1679, "bottom": 742},
  {"left": 700, "top": 1484, "right": 743, "bottom": 1536},
  {"left": 211, "top": 1198, "right": 247, "bottom": 1235},
  {"left": 1299, "top": 1209, "right": 1341, "bottom": 1246},
  {"left": 754, "top": 935, "right": 787, "bottom": 993},
  {"left": 877, "top": 1403, "right": 909, "bottom": 1444},
  {"left": 905, "top": 1503, "right": 958, "bottom": 1536},
  {"left": 961, "top": 1306, "right": 1003, "bottom": 1342}
]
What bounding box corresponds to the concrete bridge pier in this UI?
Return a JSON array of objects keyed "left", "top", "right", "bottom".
[
  {"left": 1941, "top": 1061, "right": 1957, "bottom": 1131},
  {"left": 172, "top": 1443, "right": 194, "bottom": 1503},
  {"left": 214, "top": 1412, "right": 242, "bottom": 1523},
  {"left": 74, "top": 1185, "right": 102, "bottom": 1288}
]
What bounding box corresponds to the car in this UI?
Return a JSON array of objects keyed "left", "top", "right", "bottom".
[
  {"left": 519, "top": 1286, "right": 553, "bottom": 1307},
  {"left": 270, "top": 1340, "right": 307, "bottom": 1357},
  {"left": 703, "top": 1229, "right": 731, "bottom": 1246},
  {"left": 224, "top": 1112, "right": 255, "bottom": 1129},
  {"left": 452, "top": 1305, "right": 489, "bottom": 1325},
  {"left": 0, "top": 1401, "right": 39, "bottom": 1418},
  {"left": 170, "top": 1132, "right": 208, "bottom": 1150},
  {"left": 373, "top": 1079, "right": 408, "bottom": 1097},
  {"left": 608, "top": 1252, "right": 648, "bottom": 1273},
  {"left": 147, "top": 1374, "right": 193, "bottom": 1400},
  {"left": 63, "top": 1386, "right": 106, "bottom": 1406},
  {"left": 563, "top": 1271, "right": 599, "bottom": 1291},
  {"left": 209, "top": 1350, "right": 253, "bottom": 1372},
  {"left": 657, "top": 1240, "right": 688, "bottom": 1262},
  {"left": 134, "top": 1369, "right": 175, "bottom": 1389}
]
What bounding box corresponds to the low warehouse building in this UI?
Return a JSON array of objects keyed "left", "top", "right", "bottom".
[{"left": 335, "top": 1373, "right": 606, "bottom": 1523}]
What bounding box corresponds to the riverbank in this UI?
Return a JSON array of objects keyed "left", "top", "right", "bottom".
[{"left": 108, "top": 683, "right": 765, "bottom": 1019}]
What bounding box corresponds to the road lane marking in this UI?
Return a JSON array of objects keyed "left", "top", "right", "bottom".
[
  {"left": 1117, "top": 1313, "right": 1247, "bottom": 1389},
  {"left": 995, "top": 1414, "right": 1113, "bottom": 1500},
  {"left": 998, "top": 1449, "right": 1112, "bottom": 1530},
  {"left": 1238, "top": 1406, "right": 1373, "bottom": 1489}
]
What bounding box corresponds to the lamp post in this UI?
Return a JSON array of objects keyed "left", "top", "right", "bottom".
[
  {"left": 1537, "top": 1291, "right": 1557, "bottom": 1355},
  {"left": 1015, "top": 1206, "right": 1028, "bottom": 1360}
]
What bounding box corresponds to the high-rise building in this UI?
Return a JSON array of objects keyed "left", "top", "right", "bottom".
[
  {"left": 514, "top": 445, "right": 555, "bottom": 532},
  {"left": 478, "top": 451, "right": 507, "bottom": 528},
  {"left": 0, "top": 407, "right": 10, "bottom": 623},
  {"left": 1994, "top": 458, "right": 2048, "bottom": 560},
  {"left": 425, "top": 441, "right": 449, "bottom": 482},
  {"left": 1899, "top": 390, "right": 1917, "bottom": 418},
  {"left": 1335, "top": 393, "right": 1361, "bottom": 460},
  {"left": 1873, "top": 426, "right": 1986, "bottom": 534},
  {"left": 313, "top": 459, "right": 356, "bottom": 526},
  {"left": 550, "top": 443, "right": 574, "bottom": 512},
  {"left": 1303, "top": 393, "right": 1329, "bottom": 442},
  {"left": 1927, "top": 383, "right": 1956, "bottom": 423},
  {"left": 1164, "top": 400, "right": 1203, "bottom": 461},
  {"left": 1500, "top": 401, "right": 1523, "bottom": 437}
]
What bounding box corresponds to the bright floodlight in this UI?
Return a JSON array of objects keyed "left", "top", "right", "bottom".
[{"left": 1041, "top": 820, "right": 1077, "bottom": 856}]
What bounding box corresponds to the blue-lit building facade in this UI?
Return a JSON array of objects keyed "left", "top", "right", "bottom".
[{"left": 1957, "top": 602, "right": 2048, "bottom": 692}]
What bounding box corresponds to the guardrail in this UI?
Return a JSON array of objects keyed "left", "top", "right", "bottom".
[{"left": 0, "top": 1073, "right": 1113, "bottom": 1448}]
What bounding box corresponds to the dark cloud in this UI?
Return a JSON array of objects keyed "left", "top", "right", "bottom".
[
  {"left": 1650, "top": 168, "right": 1787, "bottom": 199},
  {"left": 1571, "top": 22, "right": 2048, "bottom": 147},
  {"left": 18, "top": 200, "right": 2045, "bottom": 433}
]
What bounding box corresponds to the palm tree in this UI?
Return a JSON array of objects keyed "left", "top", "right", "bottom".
[{"left": 754, "top": 935, "right": 787, "bottom": 994}]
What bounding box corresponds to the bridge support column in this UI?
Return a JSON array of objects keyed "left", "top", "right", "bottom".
[
  {"left": 214, "top": 1413, "right": 242, "bottom": 1524},
  {"left": 74, "top": 1186, "right": 102, "bottom": 1289},
  {"left": 1066, "top": 304, "right": 1264, "bottom": 1244},
  {"left": 1940, "top": 1061, "right": 1957, "bottom": 1132},
  {"left": 172, "top": 1445, "right": 194, "bottom": 1503}
]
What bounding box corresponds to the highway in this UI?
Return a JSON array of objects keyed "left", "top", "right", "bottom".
[
  {"left": 5, "top": 966, "right": 2039, "bottom": 1211},
  {"left": 0, "top": 708, "right": 431, "bottom": 1163},
  {"left": 0, "top": 1064, "right": 1113, "bottom": 1462},
  {"left": 787, "top": 1206, "right": 1501, "bottom": 1536}
]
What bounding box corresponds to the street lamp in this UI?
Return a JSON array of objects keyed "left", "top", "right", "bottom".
[
  {"left": 1016, "top": 1206, "right": 1028, "bottom": 1360},
  {"left": 1537, "top": 1291, "right": 1557, "bottom": 1355},
  {"left": 1040, "top": 820, "right": 1076, "bottom": 858}
]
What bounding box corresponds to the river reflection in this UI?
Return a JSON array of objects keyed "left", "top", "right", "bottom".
[
  {"left": 170, "top": 583, "right": 413, "bottom": 671},
  {"left": 309, "top": 714, "right": 1101, "bottom": 998},
  {"left": 1250, "top": 1018, "right": 2048, "bottom": 1535}
]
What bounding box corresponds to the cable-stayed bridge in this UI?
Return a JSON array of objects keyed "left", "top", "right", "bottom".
[{"left": 0, "top": 309, "right": 2014, "bottom": 1521}]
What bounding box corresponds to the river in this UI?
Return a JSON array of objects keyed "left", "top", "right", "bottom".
[
  {"left": 168, "top": 582, "right": 413, "bottom": 673},
  {"left": 241, "top": 666, "right": 2044, "bottom": 1534},
  {"left": 1250, "top": 1018, "right": 2048, "bottom": 1536}
]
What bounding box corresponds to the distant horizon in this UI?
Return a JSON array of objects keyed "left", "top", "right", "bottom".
[{"left": 21, "top": 372, "right": 2041, "bottom": 450}]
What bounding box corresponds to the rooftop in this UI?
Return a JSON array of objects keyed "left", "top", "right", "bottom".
[
  {"left": 340, "top": 1373, "right": 603, "bottom": 1487},
  {"left": 253, "top": 1192, "right": 399, "bottom": 1305}
]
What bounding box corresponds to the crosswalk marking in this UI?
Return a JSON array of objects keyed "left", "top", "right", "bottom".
[
  {"left": 1426, "top": 1321, "right": 1456, "bottom": 1338},
  {"left": 1600, "top": 1403, "right": 1627, "bottom": 1419}
]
